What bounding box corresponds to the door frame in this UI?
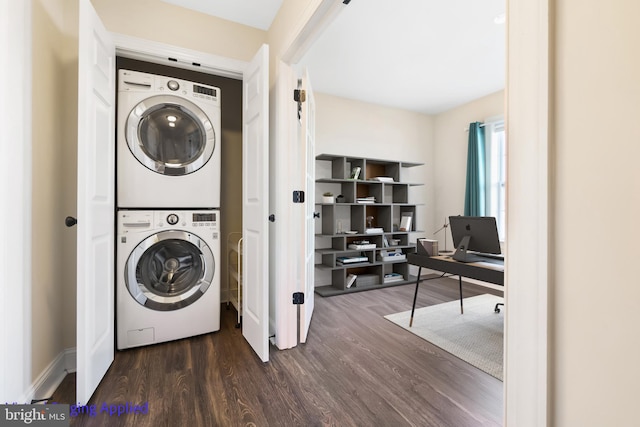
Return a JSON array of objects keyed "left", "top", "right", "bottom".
[
  {"left": 504, "top": 1, "right": 550, "bottom": 424},
  {"left": 0, "top": 0, "right": 32, "bottom": 404}
]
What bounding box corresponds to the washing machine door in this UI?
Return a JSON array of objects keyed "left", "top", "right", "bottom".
[
  {"left": 125, "top": 95, "right": 216, "bottom": 176},
  {"left": 125, "top": 230, "right": 215, "bottom": 311}
]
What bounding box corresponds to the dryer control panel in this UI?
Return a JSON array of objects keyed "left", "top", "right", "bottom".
[{"left": 118, "top": 69, "right": 221, "bottom": 106}]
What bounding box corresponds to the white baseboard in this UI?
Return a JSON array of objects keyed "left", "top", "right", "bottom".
[{"left": 26, "top": 347, "right": 76, "bottom": 403}]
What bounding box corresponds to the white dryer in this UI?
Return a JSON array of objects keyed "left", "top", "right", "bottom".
[
  {"left": 117, "top": 209, "right": 220, "bottom": 350},
  {"left": 117, "top": 70, "right": 221, "bottom": 208}
]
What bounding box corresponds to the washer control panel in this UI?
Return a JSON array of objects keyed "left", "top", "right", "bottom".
[
  {"left": 118, "top": 210, "right": 220, "bottom": 234},
  {"left": 166, "top": 213, "right": 179, "bottom": 225},
  {"left": 155, "top": 211, "right": 219, "bottom": 229}
]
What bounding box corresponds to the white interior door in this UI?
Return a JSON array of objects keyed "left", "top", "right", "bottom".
[
  {"left": 242, "top": 44, "right": 270, "bottom": 362},
  {"left": 76, "top": 0, "right": 115, "bottom": 404},
  {"left": 299, "top": 70, "right": 316, "bottom": 343}
]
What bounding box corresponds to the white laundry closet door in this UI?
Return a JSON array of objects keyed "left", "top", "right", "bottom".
[
  {"left": 76, "top": 0, "right": 115, "bottom": 404},
  {"left": 299, "top": 69, "right": 316, "bottom": 344},
  {"left": 242, "top": 44, "right": 270, "bottom": 362}
]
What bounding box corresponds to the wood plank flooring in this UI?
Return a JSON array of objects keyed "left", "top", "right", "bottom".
[{"left": 51, "top": 276, "right": 503, "bottom": 426}]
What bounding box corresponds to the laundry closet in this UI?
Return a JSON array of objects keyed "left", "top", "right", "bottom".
[{"left": 114, "top": 56, "right": 243, "bottom": 349}]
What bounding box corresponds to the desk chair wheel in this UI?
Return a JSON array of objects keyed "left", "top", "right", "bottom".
[{"left": 494, "top": 303, "right": 504, "bottom": 313}]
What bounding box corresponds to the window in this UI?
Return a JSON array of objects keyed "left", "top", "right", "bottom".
[{"left": 485, "top": 120, "right": 506, "bottom": 241}]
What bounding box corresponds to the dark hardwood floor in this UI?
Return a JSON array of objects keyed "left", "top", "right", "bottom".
[{"left": 51, "top": 276, "right": 503, "bottom": 426}]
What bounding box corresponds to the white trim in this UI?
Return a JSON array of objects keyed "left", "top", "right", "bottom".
[
  {"left": 25, "top": 349, "right": 75, "bottom": 404},
  {"left": 112, "top": 33, "right": 248, "bottom": 79},
  {"left": 0, "top": 0, "right": 32, "bottom": 405},
  {"left": 270, "top": 61, "right": 299, "bottom": 350},
  {"left": 504, "top": 0, "right": 550, "bottom": 425}
]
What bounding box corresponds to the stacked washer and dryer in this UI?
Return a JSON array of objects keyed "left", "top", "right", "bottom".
[{"left": 116, "top": 69, "right": 222, "bottom": 350}]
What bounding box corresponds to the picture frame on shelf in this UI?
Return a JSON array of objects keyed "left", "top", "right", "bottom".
[
  {"left": 350, "top": 166, "right": 361, "bottom": 180},
  {"left": 399, "top": 213, "right": 413, "bottom": 232}
]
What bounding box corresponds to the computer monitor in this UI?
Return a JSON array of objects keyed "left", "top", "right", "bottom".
[{"left": 449, "top": 216, "right": 502, "bottom": 262}]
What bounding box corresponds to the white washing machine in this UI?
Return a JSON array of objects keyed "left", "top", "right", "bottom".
[
  {"left": 117, "top": 209, "right": 220, "bottom": 350},
  {"left": 117, "top": 69, "right": 221, "bottom": 208}
]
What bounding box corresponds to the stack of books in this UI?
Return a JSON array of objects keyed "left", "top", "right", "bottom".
[
  {"left": 383, "top": 272, "right": 404, "bottom": 283},
  {"left": 370, "top": 177, "right": 394, "bottom": 183},
  {"left": 348, "top": 240, "right": 376, "bottom": 250},
  {"left": 336, "top": 255, "right": 368, "bottom": 265},
  {"left": 364, "top": 227, "right": 384, "bottom": 234},
  {"left": 356, "top": 196, "right": 376, "bottom": 204}
]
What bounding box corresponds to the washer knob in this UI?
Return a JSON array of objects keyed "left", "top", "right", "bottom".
[
  {"left": 167, "top": 214, "right": 179, "bottom": 225},
  {"left": 167, "top": 80, "right": 179, "bottom": 91}
]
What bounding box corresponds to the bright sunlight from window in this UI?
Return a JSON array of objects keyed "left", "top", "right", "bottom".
[{"left": 486, "top": 120, "right": 506, "bottom": 241}]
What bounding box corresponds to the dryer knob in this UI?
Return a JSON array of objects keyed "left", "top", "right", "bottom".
[
  {"left": 167, "top": 214, "right": 179, "bottom": 225},
  {"left": 167, "top": 80, "right": 180, "bottom": 91}
]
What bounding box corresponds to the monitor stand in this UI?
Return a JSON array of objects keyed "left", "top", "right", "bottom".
[{"left": 452, "top": 236, "right": 485, "bottom": 263}]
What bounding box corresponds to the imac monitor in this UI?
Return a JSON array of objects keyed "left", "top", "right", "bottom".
[{"left": 449, "top": 216, "right": 502, "bottom": 262}]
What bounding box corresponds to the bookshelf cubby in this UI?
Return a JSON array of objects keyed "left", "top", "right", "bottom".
[{"left": 315, "top": 154, "right": 424, "bottom": 297}]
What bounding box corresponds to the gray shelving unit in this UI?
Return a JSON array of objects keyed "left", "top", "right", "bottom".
[{"left": 314, "top": 154, "right": 424, "bottom": 297}]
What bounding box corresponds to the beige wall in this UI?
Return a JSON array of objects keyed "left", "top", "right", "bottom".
[
  {"left": 432, "top": 90, "right": 504, "bottom": 250},
  {"left": 31, "top": 0, "right": 78, "bottom": 378},
  {"left": 552, "top": 1, "right": 640, "bottom": 425},
  {"left": 90, "top": 0, "right": 266, "bottom": 62},
  {"left": 315, "top": 92, "right": 434, "bottom": 164}
]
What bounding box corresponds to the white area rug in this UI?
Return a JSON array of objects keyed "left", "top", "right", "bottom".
[{"left": 384, "top": 294, "right": 504, "bottom": 380}]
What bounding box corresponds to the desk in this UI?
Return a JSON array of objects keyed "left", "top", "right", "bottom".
[{"left": 407, "top": 254, "right": 504, "bottom": 326}]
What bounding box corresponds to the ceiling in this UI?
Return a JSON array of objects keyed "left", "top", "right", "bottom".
[
  {"left": 160, "top": 0, "right": 284, "bottom": 31},
  {"left": 163, "top": 0, "right": 506, "bottom": 115}
]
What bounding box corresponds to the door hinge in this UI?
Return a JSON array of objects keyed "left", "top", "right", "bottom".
[
  {"left": 292, "top": 292, "right": 305, "bottom": 305},
  {"left": 293, "top": 191, "right": 305, "bottom": 203},
  {"left": 293, "top": 89, "right": 306, "bottom": 103}
]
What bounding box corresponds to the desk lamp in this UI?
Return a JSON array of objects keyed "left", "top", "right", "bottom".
[{"left": 433, "top": 218, "right": 453, "bottom": 254}]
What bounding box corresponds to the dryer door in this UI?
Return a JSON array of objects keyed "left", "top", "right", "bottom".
[
  {"left": 124, "top": 95, "right": 216, "bottom": 176},
  {"left": 125, "top": 230, "right": 215, "bottom": 311}
]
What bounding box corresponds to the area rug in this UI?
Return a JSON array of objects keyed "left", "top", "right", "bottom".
[{"left": 384, "top": 294, "right": 504, "bottom": 380}]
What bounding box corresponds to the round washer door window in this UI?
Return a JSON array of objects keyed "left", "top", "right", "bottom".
[
  {"left": 125, "top": 230, "right": 215, "bottom": 311},
  {"left": 125, "top": 95, "right": 216, "bottom": 176}
]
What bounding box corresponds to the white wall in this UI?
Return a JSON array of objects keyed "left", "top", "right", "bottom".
[
  {"left": 432, "top": 90, "right": 504, "bottom": 251},
  {"left": 552, "top": 1, "right": 640, "bottom": 425}
]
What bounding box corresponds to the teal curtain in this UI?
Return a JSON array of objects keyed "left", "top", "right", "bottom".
[{"left": 464, "top": 122, "right": 486, "bottom": 216}]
